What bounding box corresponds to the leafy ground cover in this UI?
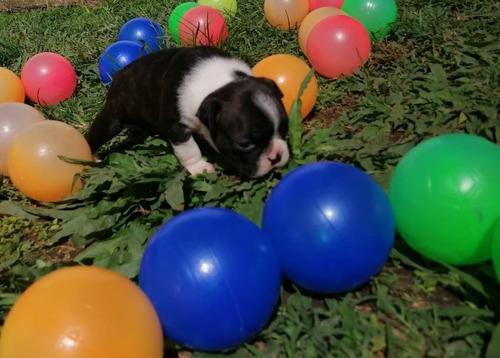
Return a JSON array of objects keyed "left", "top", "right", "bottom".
[{"left": 0, "top": 0, "right": 499, "bottom": 357}]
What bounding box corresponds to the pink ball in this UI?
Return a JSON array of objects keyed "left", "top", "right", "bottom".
[
  {"left": 21, "top": 52, "right": 77, "bottom": 106},
  {"left": 179, "top": 5, "right": 228, "bottom": 46},
  {"left": 306, "top": 15, "right": 371, "bottom": 78},
  {"left": 309, "top": 0, "right": 345, "bottom": 11}
]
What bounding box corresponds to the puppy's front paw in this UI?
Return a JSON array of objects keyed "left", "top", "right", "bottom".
[{"left": 186, "top": 161, "right": 216, "bottom": 177}]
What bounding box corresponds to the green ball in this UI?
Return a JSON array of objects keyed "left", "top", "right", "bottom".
[
  {"left": 198, "top": 0, "right": 237, "bottom": 18},
  {"left": 388, "top": 133, "right": 500, "bottom": 265},
  {"left": 168, "top": 2, "right": 199, "bottom": 44},
  {"left": 342, "top": 0, "right": 397, "bottom": 40}
]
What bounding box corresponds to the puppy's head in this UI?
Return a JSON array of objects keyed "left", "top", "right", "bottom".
[{"left": 196, "top": 75, "right": 290, "bottom": 177}]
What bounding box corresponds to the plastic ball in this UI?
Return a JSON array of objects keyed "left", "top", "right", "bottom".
[
  {"left": 262, "top": 162, "right": 395, "bottom": 294},
  {"left": 20, "top": 52, "right": 77, "bottom": 106},
  {"left": 388, "top": 133, "right": 500, "bottom": 265},
  {"left": 0, "top": 103, "right": 45, "bottom": 176},
  {"left": 252, "top": 54, "right": 318, "bottom": 118},
  {"left": 264, "top": 0, "right": 309, "bottom": 30},
  {"left": 168, "top": 2, "right": 199, "bottom": 44},
  {"left": 342, "top": 0, "right": 397, "bottom": 40},
  {"left": 298, "top": 7, "right": 346, "bottom": 55},
  {"left": 118, "top": 17, "right": 166, "bottom": 52},
  {"left": 178, "top": 5, "right": 228, "bottom": 46},
  {"left": 98, "top": 40, "right": 150, "bottom": 86},
  {"left": 307, "top": 15, "right": 371, "bottom": 78},
  {"left": 0, "top": 67, "right": 25, "bottom": 104},
  {"left": 198, "top": 0, "right": 237, "bottom": 18},
  {"left": 139, "top": 207, "right": 281, "bottom": 351},
  {"left": 310, "top": 0, "right": 345, "bottom": 10},
  {"left": 0, "top": 266, "right": 163, "bottom": 358},
  {"left": 7, "top": 120, "right": 93, "bottom": 202}
]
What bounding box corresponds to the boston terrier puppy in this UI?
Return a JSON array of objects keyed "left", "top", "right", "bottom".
[{"left": 85, "top": 46, "right": 290, "bottom": 177}]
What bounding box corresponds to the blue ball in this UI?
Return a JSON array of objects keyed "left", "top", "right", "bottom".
[
  {"left": 139, "top": 208, "right": 281, "bottom": 352},
  {"left": 118, "top": 17, "right": 166, "bottom": 52},
  {"left": 98, "top": 40, "right": 149, "bottom": 86},
  {"left": 262, "top": 162, "right": 395, "bottom": 294}
]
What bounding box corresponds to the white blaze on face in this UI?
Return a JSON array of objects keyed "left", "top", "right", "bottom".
[
  {"left": 253, "top": 92, "right": 290, "bottom": 177},
  {"left": 254, "top": 137, "right": 290, "bottom": 177}
]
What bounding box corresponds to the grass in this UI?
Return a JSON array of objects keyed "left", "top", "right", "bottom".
[{"left": 1, "top": 0, "right": 500, "bottom": 357}]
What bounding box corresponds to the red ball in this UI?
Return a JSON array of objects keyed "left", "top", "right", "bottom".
[
  {"left": 178, "top": 5, "right": 228, "bottom": 46},
  {"left": 21, "top": 52, "right": 77, "bottom": 106},
  {"left": 306, "top": 15, "right": 370, "bottom": 78},
  {"left": 309, "top": 0, "right": 345, "bottom": 11}
]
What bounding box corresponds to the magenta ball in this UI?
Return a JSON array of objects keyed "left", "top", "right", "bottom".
[
  {"left": 306, "top": 15, "right": 371, "bottom": 78},
  {"left": 20, "top": 52, "right": 77, "bottom": 106},
  {"left": 310, "top": 0, "right": 345, "bottom": 11}
]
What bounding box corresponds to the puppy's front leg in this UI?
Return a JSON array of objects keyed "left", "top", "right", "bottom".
[
  {"left": 172, "top": 137, "right": 216, "bottom": 176},
  {"left": 161, "top": 93, "right": 215, "bottom": 176}
]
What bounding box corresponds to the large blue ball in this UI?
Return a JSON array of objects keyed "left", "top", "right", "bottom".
[
  {"left": 139, "top": 208, "right": 281, "bottom": 352},
  {"left": 98, "top": 40, "right": 149, "bottom": 86},
  {"left": 118, "top": 17, "right": 166, "bottom": 52},
  {"left": 262, "top": 162, "right": 395, "bottom": 294}
]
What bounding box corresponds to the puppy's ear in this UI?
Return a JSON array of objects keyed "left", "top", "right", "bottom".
[
  {"left": 258, "top": 77, "right": 284, "bottom": 99},
  {"left": 197, "top": 96, "right": 222, "bottom": 131}
]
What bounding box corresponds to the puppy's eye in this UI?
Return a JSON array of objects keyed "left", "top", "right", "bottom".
[
  {"left": 251, "top": 131, "right": 263, "bottom": 139},
  {"left": 235, "top": 140, "right": 255, "bottom": 152}
]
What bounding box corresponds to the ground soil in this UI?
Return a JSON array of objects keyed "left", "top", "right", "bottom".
[{"left": 0, "top": 0, "right": 102, "bottom": 12}]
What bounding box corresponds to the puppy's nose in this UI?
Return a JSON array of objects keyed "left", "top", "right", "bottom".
[{"left": 269, "top": 153, "right": 282, "bottom": 166}]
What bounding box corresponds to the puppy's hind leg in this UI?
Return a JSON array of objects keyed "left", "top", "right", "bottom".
[{"left": 85, "top": 107, "right": 125, "bottom": 154}]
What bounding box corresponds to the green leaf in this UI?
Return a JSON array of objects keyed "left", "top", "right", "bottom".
[
  {"left": 436, "top": 306, "right": 493, "bottom": 319},
  {"left": 487, "top": 323, "right": 500, "bottom": 358},
  {"left": 288, "top": 67, "right": 316, "bottom": 158},
  {"left": 428, "top": 63, "right": 448, "bottom": 83},
  {"left": 74, "top": 235, "right": 127, "bottom": 262},
  {"left": 164, "top": 172, "right": 186, "bottom": 211},
  {"left": 0, "top": 293, "right": 19, "bottom": 307},
  {"left": 0, "top": 201, "right": 39, "bottom": 220},
  {"left": 442, "top": 263, "right": 490, "bottom": 298}
]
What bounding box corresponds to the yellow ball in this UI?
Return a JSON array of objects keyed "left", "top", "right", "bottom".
[
  {"left": 264, "top": 0, "right": 309, "bottom": 29},
  {"left": 198, "top": 0, "right": 237, "bottom": 18}
]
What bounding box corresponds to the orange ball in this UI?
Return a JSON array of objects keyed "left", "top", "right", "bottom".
[
  {"left": 264, "top": 0, "right": 309, "bottom": 29},
  {"left": 0, "top": 67, "right": 25, "bottom": 104},
  {"left": 298, "top": 7, "right": 346, "bottom": 55},
  {"left": 252, "top": 54, "right": 318, "bottom": 118},
  {"left": 7, "top": 120, "right": 93, "bottom": 202},
  {"left": 0, "top": 266, "right": 164, "bottom": 358}
]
